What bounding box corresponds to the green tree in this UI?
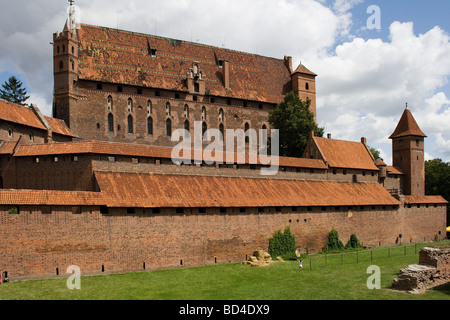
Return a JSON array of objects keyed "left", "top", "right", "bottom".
[
  {"left": 425, "top": 159, "right": 450, "bottom": 202},
  {"left": 370, "top": 147, "right": 382, "bottom": 161},
  {"left": 345, "top": 234, "right": 362, "bottom": 249},
  {"left": 268, "top": 92, "right": 324, "bottom": 158},
  {"left": 0, "top": 76, "right": 30, "bottom": 106},
  {"left": 323, "top": 228, "right": 344, "bottom": 252},
  {"left": 268, "top": 227, "right": 296, "bottom": 259}
]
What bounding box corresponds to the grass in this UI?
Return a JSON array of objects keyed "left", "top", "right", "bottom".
[{"left": 0, "top": 240, "right": 449, "bottom": 300}]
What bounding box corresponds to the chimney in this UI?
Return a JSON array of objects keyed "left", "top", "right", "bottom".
[
  {"left": 361, "top": 137, "right": 367, "bottom": 145},
  {"left": 284, "top": 56, "right": 293, "bottom": 74},
  {"left": 223, "top": 60, "right": 230, "bottom": 89},
  {"left": 327, "top": 133, "right": 332, "bottom": 140},
  {"left": 30, "top": 104, "right": 53, "bottom": 144}
]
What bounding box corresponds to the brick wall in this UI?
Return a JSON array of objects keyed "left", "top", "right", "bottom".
[{"left": 0, "top": 203, "right": 446, "bottom": 280}]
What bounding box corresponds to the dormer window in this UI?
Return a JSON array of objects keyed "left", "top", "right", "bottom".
[
  {"left": 127, "top": 98, "right": 133, "bottom": 113},
  {"left": 218, "top": 60, "right": 223, "bottom": 68},
  {"left": 150, "top": 49, "right": 157, "bottom": 57}
]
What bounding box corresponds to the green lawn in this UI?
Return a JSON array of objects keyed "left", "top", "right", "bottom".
[{"left": 0, "top": 241, "right": 449, "bottom": 300}]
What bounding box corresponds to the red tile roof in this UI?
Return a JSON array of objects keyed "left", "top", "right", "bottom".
[
  {"left": 0, "top": 189, "right": 104, "bottom": 206},
  {"left": 0, "top": 99, "right": 76, "bottom": 137},
  {"left": 0, "top": 141, "right": 17, "bottom": 155},
  {"left": 386, "top": 166, "right": 404, "bottom": 175},
  {"left": 389, "top": 109, "right": 427, "bottom": 139},
  {"left": 404, "top": 195, "right": 448, "bottom": 204},
  {"left": 94, "top": 171, "right": 400, "bottom": 208},
  {"left": 13, "top": 140, "right": 328, "bottom": 169},
  {"left": 0, "top": 99, "right": 46, "bottom": 130},
  {"left": 292, "top": 64, "right": 317, "bottom": 76},
  {"left": 313, "top": 137, "right": 379, "bottom": 171},
  {"left": 77, "top": 24, "right": 293, "bottom": 104}
]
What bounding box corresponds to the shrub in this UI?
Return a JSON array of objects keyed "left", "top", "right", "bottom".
[
  {"left": 323, "top": 229, "right": 344, "bottom": 252},
  {"left": 268, "top": 227, "right": 296, "bottom": 259},
  {"left": 345, "top": 234, "right": 362, "bottom": 249}
]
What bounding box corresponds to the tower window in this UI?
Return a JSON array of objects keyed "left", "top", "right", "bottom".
[
  {"left": 127, "top": 115, "right": 134, "bottom": 134},
  {"left": 147, "top": 117, "right": 153, "bottom": 135},
  {"left": 166, "top": 102, "right": 171, "bottom": 116},
  {"left": 166, "top": 118, "right": 172, "bottom": 137},
  {"left": 59, "top": 61, "right": 63, "bottom": 70},
  {"left": 184, "top": 120, "right": 190, "bottom": 136},
  {"left": 184, "top": 104, "right": 189, "bottom": 118},
  {"left": 127, "top": 98, "right": 133, "bottom": 113},
  {"left": 108, "top": 113, "right": 114, "bottom": 133},
  {"left": 194, "top": 83, "right": 200, "bottom": 93},
  {"left": 219, "top": 108, "right": 224, "bottom": 122},
  {"left": 107, "top": 96, "right": 113, "bottom": 111},
  {"left": 305, "top": 82, "right": 309, "bottom": 90},
  {"left": 202, "top": 106, "right": 207, "bottom": 121},
  {"left": 147, "top": 100, "right": 152, "bottom": 115}
]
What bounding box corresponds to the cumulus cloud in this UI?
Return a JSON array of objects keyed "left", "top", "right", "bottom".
[{"left": 308, "top": 21, "right": 450, "bottom": 162}]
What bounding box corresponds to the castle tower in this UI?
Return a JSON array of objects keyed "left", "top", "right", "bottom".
[
  {"left": 291, "top": 63, "right": 317, "bottom": 122},
  {"left": 52, "top": 0, "right": 79, "bottom": 127},
  {"left": 389, "top": 107, "right": 427, "bottom": 196}
]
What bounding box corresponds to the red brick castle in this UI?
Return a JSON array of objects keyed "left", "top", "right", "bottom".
[{"left": 0, "top": 3, "right": 446, "bottom": 280}]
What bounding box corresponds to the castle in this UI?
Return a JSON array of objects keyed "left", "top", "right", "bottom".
[{"left": 0, "top": 4, "right": 447, "bottom": 280}]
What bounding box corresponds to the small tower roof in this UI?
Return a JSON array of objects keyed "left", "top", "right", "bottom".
[
  {"left": 291, "top": 63, "right": 317, "bottom": 77},
  {"left": 389, "top": 108, "right": 427, "bottom": 139}
]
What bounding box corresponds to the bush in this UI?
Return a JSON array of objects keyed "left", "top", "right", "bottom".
[
  {"left": 268, "top": 227, "right": 296, "bottom": 259},
  {"left": 345, "top": 234, "right": 362, "bottom": 249},
  {"left": 323, "top": 229, "right": 344, "bottom": 252}
]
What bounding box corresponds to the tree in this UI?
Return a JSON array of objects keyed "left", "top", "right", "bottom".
[
  {"left": 345, "top": 234, "right": 362, "bottom": 249},
  {"left": 369, "top": 147, "right": 383, "bottom": 161},
  {"left": 268, "top": 92, "right": 324, "bottom": 158},
  {"left": 323, "top": 228, "right": 344, "bottom": 252},
  {"left": 268, "top": 227, "right": 296, "bottom": 259},
  {"left": 425, "top": 159, "right": 450, "bottom": 202},
  {"left": 0, "top": 76, "right": 30, "bottom": 106}
]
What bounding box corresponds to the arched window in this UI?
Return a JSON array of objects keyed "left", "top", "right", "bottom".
[
  {"left": 244, "top": 122, "right": 250, "bottom": 143},
  {"left": 107, "top": 96, "right": 113, "bottom": 111},
  {"left": 202, "top": 121, "right": 207, "bottom": 137},
  {"left": 166, "top": 102, "right": 171, "bottom": 116},
  {"left": 147, "top": 117, "right": 153, "bottom": 135},
  {"left": 108, "top": 113, "right": 114, "bottom": 133},
  {"left": 305, "top": 82, "right": 309, "bottom": 90},
  {"left": 166, "top": 118, "right": 172, "bottom": 137},
  {"left": 127, "top": 98, "right": 133, "bottom": 113},
  {"left": 147, "top": 100, "right": 152, "bottom": 115},
  {"left": 219, "top": 108, "right": 224, "bottom": 122},
  {"left": 219, "top": 123, "right": 224, "bottom": 141},
  {"left": 202, "top": 106, "right": 207, "bottom": 121},
  {"left": 8, "top": 127, "right": 13, "bottom": 138},
  {"left": 29, "top": 131, "right": 34, "bottom": 142},
  {"left": 127, "top": 115, "right": 134, "bottom": 134},
  {"left": 59, "top": 61, "right": 63, "bottom": 70},
  {"left": 184, "top": 120, "right": 190, "bottom": 137},
  {"left": 184, "top": 104, "right": 189, "bottom": 118},
  {"left": 261, "top": 124, "right": 268, "bottom": 143}
]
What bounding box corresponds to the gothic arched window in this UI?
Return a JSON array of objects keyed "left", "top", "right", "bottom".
[
  {"left": 166, "top": 118, "right": 172, "bottom": 137},
  {"left": 127, "top": 115, "right": 134, "bottom": 134},
  {"left": 147, "top": 117, "right": 153, "bottom": 135},
  {"left": 108, "top": 113, "right": 114, "bottom": 133}
]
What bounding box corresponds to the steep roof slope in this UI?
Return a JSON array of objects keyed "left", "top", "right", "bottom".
[
  {"left": 389, "top": 109, "right": 427, "bottom": 139},
  {"left": 77, "top": 24, "right": 293, "bottom": 103}
]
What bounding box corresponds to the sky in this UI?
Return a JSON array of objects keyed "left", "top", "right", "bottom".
[{"left": 0, "top": 0, "right": 449, "bottom": 164}]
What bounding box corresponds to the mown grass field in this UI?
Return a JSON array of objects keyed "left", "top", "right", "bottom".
[{"left": 0, "top": 241, "right": 449, "bottom": 300}]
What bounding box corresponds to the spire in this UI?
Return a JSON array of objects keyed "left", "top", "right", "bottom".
[
  {"left": 389, "top": 108, "right": 427, "bottom": 139},
  {"left": 67, "top": 0, "right": 78, "bottom": 35}
]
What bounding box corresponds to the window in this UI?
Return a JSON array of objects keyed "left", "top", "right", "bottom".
[
  {"left": 107, "top": 96, "right": 113, "bottom": 111},
  {"left": 194, "top": 82, "right": 200, "bottom": 93},
  {"left": 8, "top": 127, "right": 13, "bottom": 138},
  {"left": 117, "top": 86, "right": 123, "bottom": 93},
  {"left": 202, "top": 106, "right": 207, "bottom": 121},
  {"left": 108, "top": 113, "right": 114, "bottom": 133},
  {"left": 127, "top": 115, "right": 133, "bottom": 134},
  {"left": 261, "top": 124, "right": 268, "bottom": 142},
  {"left": 219, "top": 108, "right": 224, "bottom": 122},
  {"left": 184, "top": 104, "right": 189, "bottom": 118},
  {"left": 59, "top": 61, "right": 63, "bottom": 70},
  {"left": 202, "top": 122, "right": 207, "bottom": 137},
  {"left": 166, "top": 118, "right": 172, "bottom": 137},
  {"left": 147, "top": 117, "right": 153, "bottom": 135},
  {"left": 305, "top": 82, "right": 309, "bottom": 90},
  {"left": 127, "top": 98, "right": 133, "bottom": 113},
  {"left": 219, "top": 123, "right": 224, "bottom": 141},
  {"left": 244, "top": 122, "right": 250, "bottom": 143},
  {"left": 147, "top": 100, "right": 152, "bottom": 115},
  {"left": 97, "top": 83, "right": 103, "bottom": 90},
  {"left": 29, "top": 132, "right": 34, "bottom": 142},
  {"left": 166, "top": 102, "right": 171, "bottom": 116},
  {"left": 184, "top": 120, "right": 190, "bottom": 136},
  {"left": 416, "top": 139, "right": 420, "bottom": 147}
]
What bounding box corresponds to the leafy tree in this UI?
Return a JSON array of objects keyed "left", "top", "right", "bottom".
[
  {"left": 345, "top": 234, "right": 362, "bottom": 249},
  {"left": 268, "top": 227, "right": 296, "bottom": 259},
  {"left": 370, "top": 147, "right": 383, "bottom": 161},
  {"left": 425, "top": 159, "right": 450, "bottom": 202},
  {"left": 0, "top": 76, "right": 30, "bottom": 106},
  {"left": 268, "top": 92, "right": 324, "bottom": 158},
  {"left": 323, "top": 228, "right": 344, "bottom": 252}
]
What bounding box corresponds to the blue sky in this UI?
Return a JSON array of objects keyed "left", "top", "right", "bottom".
[{"left": 0, "top": 0, "right": 449, "bottom": 163}]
